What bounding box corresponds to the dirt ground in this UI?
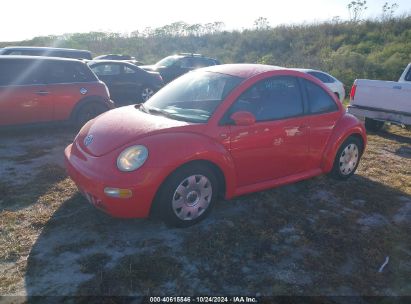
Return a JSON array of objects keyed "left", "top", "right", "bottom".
[{"left": 0, "top": 124, "right": 410, "bottom": 297}]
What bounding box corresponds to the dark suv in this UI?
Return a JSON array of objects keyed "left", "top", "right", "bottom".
[
  {"left": 0, "top": 47, "right": 92, "bottom": 60},
  {"left": 0, "top": 56, "right": 114, "bottom": 127},
  {"left": 140, "top": 53, "right": 220, "bottom": 83}
]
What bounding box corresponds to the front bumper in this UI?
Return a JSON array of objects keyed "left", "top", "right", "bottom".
[{"left": 64, "top": 143, "right": 163, "bottom": 218}]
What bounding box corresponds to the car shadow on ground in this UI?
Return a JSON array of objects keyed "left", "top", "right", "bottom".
[
  {"left": 372, "top": 128, "right": 411, "bottom": 145},
  {"left": 0, "top": 126, "right": 76, "bottom": 212},
  {"left": 24, "top": 173, "right": 411, "bottom": 297}
]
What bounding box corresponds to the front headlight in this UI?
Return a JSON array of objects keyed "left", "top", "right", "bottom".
[{"left": 117, "top": 145, "right": 148, "bottom": 172}]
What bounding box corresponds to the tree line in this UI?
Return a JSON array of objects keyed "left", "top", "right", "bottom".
[{"left": 1, "top": 13, "right": 410, "bottom": 92}]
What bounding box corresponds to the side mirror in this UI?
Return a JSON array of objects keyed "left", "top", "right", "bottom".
[{"left": 230, "top": 111, "right": 256, "bottom": 126}]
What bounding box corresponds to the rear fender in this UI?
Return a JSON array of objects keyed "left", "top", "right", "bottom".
[{"left": 321, "top": 112, "right": 367, "bottom": 173}]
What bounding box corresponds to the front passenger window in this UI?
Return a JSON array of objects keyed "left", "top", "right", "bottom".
[{"left": 227, "top": 76, "right": 304, "bottom": 122}]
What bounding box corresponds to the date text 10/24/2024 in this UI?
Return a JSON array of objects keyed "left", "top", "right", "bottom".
[{"left": 148, "top": 297, "right": 258, "bottom": 303}]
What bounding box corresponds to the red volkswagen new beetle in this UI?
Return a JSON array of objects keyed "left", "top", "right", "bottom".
[{"left": 65, "top": 64, "right": 366, "bottom": 227}]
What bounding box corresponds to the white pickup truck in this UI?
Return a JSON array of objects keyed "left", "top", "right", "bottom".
[{"left": 347, "top": 63, "right": 411, "bottom": 131}]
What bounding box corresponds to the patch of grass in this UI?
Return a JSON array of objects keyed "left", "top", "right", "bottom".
[
  {"left": 0, "top": 271, "right": 22, "bottom": 294},
  {"left": 1, "top": 164, "right": 67, "bottom": 211},
  {"left": 77, "top": 251, "right": 182, "bottom": 295}
]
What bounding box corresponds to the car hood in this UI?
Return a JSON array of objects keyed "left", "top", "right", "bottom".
[{"left": 77, "top": 105, "right": 190, "bottom": 157}]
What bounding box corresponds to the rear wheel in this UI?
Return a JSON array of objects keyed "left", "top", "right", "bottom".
[
  {"left": 330, "top": 136, "right": 363, "bottom": 180},
  {"left": 74, "top": 103, "right": 107, "bottom": 128},
  {"left": 364, "top": 118, "right": 384, "bottom": 132},
  {"left": 154, "top": 165, "right": 218, "bottom": 228}
]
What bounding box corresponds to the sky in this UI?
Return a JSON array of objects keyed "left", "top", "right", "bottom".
[{"left": 1, "top": 0, "right": 410, "bottom": 42}]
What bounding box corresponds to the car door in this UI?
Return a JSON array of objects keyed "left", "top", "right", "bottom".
[
  {"left": 300, "top": 78, "right": 341, "bottom": 170},
  {"left": 121, "top": 65, "right": 143, "bottom": 103},
  {"left": 90, "top": 63, "right": 123, "bottom": 102},
  {"left": 0, "top": 59, "right": 52, "bottom": 126},
  {"left": 42, "top": 61, "right": 83, "bottom": 122},
  {"left": 225, "top": 76, "right": 309, "bottom": 187}
]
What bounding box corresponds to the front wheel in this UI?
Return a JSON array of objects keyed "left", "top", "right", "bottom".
[
  {"left": 141, "top": 86, "right": 155, "bottom": 102},
  {"left": 330, "top": 137, "right": 363, "bottom": 180},
  {"left": 154, "top": 165, "right": 218, "bottom": 228},
  {"left": 74, "top": 103, "right": 107, "bottom": 128}
]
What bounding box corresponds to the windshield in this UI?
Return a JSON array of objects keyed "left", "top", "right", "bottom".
[
  {"left": 155, "top": 56, "right": 179, "bottom": 67},
  {"left": 142, "top": 71, "right": 243, "bottom": 123}
]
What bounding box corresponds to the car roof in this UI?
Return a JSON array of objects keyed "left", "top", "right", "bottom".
[
  {"left": 88, "top": 59, "right": 133, "bottom": 64},
  {"left": 293, "top": 68, "right": 325, "bottom": 73},
  {"left": 202, "top": 64, "right": 285, "bottom": 79},
  {"left": 87, "top": 60, "right": 146, "bottom": 71},
  {"left": 0, "top": 55, "right": 86, "bottom": 63},
  {"left": 88, "top": 60, "right": 140, "bottom": 67},
  {"left": 2, "top": 46, "right": 90, "bottom": 52}
]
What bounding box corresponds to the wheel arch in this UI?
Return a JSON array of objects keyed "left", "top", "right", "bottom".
[
  {"left": 321, "top": 113, "right": 367, "bottom": 173},
  {"left": 69, "top": 95, "right": 112, "bottom": 122},
  {"left": 149, "top": 158, "right": 229, "bottom": 217}
]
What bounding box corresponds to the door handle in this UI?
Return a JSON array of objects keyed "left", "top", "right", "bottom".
[
  {"left": 35, "top": 91, "right": 50, "bottom": 96},
  {"left": 393, "top": 85, "right": 402, "bottom": 90}
]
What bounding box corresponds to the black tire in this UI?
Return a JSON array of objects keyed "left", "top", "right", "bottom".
[
  {"left": 330, "top": 136, "right": 363, "bottom": 180},
  {"left": 140, "top": 86, "right": 155, "bottom": 102},
  {"left": 153, "top": 164, "right": 218, "bottom": 228},
  {"left": 74, "top": 102, "right": 107, "bottom": 128},
  {"left": 364, "top": 118, "right": 384, "bottom": 132}
]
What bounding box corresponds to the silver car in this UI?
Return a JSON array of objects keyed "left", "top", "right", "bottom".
[{"left": 295, "top": 68, "right": 346, "bottom": 101}]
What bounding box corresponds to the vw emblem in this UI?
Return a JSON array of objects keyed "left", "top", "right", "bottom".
[
  {"left": 84, "top": 134, "right": 94, "bottom": 146},
  {"left": 80, "top": 88, "right": 88, "bottom": 95}
]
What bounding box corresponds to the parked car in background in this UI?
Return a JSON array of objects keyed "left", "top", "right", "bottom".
[
  {"left": 348, "top": 63, "right": 411, "bottom": 132},
  {"left": 65, "top": 64, "right": 366, "bottom": 227},
  {"left": 88, "top": 60, "right": 163, "bottom": 105},
  {"left": 0, "top": 56, "right": 113, "bottom": 127},
  {"left": 295, "top": 68, "right": 345, "bottom": 101},
  {"left": 94, "top": 54, "right": 134, "bottom": 60},
  {"left": 93, "top": 54, "right": 143, "bottom": 66},
  {"left": 140, "top": 53, "right": 220, "bottom": 83},
  {"left": 0, "top": 46, "right": 92, "bottom": 60}
]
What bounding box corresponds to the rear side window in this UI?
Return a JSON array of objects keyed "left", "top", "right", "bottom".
[
  {"left": 303, "top": 79, "right": 338, "bottom": 114},
  {"left": 91, "top": 64, "right": 121, "bottom": 76},
  {"left": 405, "top": 68, "right": 411, "bottom": 81},
  {"left": 72, "top": 63, "right": 97, "bottom": 82},
  {"left": 307, "top": 71, "right": 335, "bottom": 83},
  {"left": 0, "top": 60, "right": 44, "bottom": 85},
  {"left": 228, "top": 76, "right": 304, "bottom": 122},
  {"left": 44, "top": 62, "right": 96, "bottom": 84}
]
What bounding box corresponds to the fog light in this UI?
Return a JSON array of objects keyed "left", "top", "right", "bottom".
[{"left": 104, "top": 187, "right": 132, "bottom": 198}]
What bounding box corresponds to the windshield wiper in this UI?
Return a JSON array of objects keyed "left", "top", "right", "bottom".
[{"left": 143, "top": 106, "right": 176, "bottom": 119}]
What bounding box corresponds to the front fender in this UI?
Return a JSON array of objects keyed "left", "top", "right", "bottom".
[
  {"left": 140, "top": 132, "right": 237, "bottom": 199},
  {"left": 321, "top": 112, "right": 367, "bottom": 173}
]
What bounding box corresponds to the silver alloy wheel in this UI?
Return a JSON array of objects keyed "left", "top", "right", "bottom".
[
  {"left": 339, "top": 143, "right": 359, "bottom": 175},
  {"left": 141, "top": 87, "right": 154, "bottom": 101},
  {"left": 172, "top": 175, "right": 212, "bottom": 221}
]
